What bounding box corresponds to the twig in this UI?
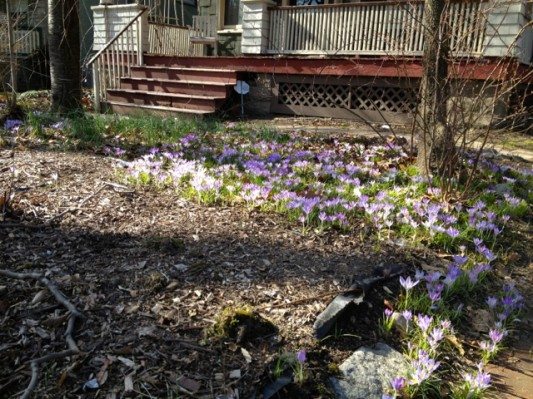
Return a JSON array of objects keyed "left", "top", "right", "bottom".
[
  {"left": 102, "top": 181, "right": 135, "bottom": 193},
  {"left": 0, "top": 269, "right": 84, "bottom": 398},
  {"left": 22, "top": 350, "right": 79, "bottom": 399},
  {"left": 0, "top": 270, "right": 82, "bottom": 320}
]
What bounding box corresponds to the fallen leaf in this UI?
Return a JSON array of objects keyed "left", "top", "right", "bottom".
[
  {"left": 177, "top": 376, "right": 201, "bottom": 393},
  {"left": 96, "top": 357, "right": 113, "bottom": 386},
  {"left": 124, "top": 373, "right": 134, "bottom": 393},
  {"left": 57, "top": 370, "right": 68, "bottom": 387},
  {"left": 137, "top": 325, "right": 157, "bottom": 338},
  {"left": 31, "top": 289, "right": 49, "bottom": 305},
  {"left": 118, "top": 356, "right": 135, "bottom": 369},
  {"left": 446, "top": 334, "right": 465, "bottom": 356},
  {"left": 174, "top": 263, "right": 188, "bottom": 272},
  {"left": 241, "top": 347, "right": 252, "bottom": 364},
  {"left": 229, "top": 369, "right": 241, "bottom": 379},
  {"left": 382, "top": 286, "right": 393, "bottom": 295}
]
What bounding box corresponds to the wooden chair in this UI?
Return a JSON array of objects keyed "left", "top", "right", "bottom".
[{"left": 189, "top": 15, "right": 218, "bottom": 56}]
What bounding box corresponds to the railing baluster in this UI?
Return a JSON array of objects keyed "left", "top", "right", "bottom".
[{"left": 264, "top": 1, "right": 487, "bottom": 56}]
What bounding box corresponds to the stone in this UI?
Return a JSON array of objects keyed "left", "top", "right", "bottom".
[
  {"left": 330, "top": 342, "right": 408, "bottom": 399},
  {"left": 392, "top": 311, "right": 408, "bottom": 337},
  {"left": 313, "top": 292, "right": 364, "bottom": 339},
  {"left": 263, "top": 376, "right": 292, "bottom": 399},
  {"left": 314, "top": 264, "right": 405, "bottom": 339}
]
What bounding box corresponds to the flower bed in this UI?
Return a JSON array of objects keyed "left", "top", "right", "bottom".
[{"left": 117, "top": 127, "right": 530, "bottom": 398}]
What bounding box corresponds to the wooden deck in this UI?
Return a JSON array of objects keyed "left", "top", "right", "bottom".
[{"left": 143, "top": 55, "right": 530, "bottom": 82}]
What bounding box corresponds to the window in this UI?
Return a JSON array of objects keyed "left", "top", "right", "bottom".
[{"left": 223, "top": 0, "right": 242, "bottom": 27}]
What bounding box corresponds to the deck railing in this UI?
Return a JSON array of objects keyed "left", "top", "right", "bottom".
[
  {"left": 148, "top": 23, "right": 202, "bottom": 56},
  {"left": 116, "top": 0, "right": 186, "bottom": 26},
  {"left": 88, "top": 8, "right": 147, "bottom": 112},
  {"left": 267, "top": 0, "right": 488, "bottom": 56},
  {"left": 0, "top": 29, "right": 41, "bottom": 55}
]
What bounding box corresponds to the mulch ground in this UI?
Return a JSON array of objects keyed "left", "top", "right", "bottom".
[
  {"left": 0, "top": 143, "right": 414, "bottom": 398},
  {"left": 1, "top": 129, "right": 531, "bottom": 398}
]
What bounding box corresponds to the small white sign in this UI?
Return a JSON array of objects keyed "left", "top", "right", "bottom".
[{"left": 234, "top": 80, "right": 250, "bottom": 95}]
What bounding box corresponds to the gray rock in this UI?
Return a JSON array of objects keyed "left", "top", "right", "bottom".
[
  {"left": 313, "top": 292, "right": 364, "bottom": 339},
  {"left": 314, "top": 264, "right": 405, "bottom": 339},
  {"left": 330, "top": 342, "right": 407, "bottom": 399}
]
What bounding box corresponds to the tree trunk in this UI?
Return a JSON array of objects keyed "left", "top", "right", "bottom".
[
  {"left": 48, "top": 0, "right": 81, "bottom": 114},
  {"left": 417, "top": 0, "right": 454, "bottom": 178},
  {"left": 6, "top": 0, "right": 17, "bottom": 109}
]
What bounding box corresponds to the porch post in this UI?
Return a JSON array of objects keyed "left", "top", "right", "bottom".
[{"left": 241, "top": 0, "right": 276, "bottom": 55}]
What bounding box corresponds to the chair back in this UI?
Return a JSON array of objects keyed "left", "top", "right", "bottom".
[{"left": 191, "top": 15, "right": 217, "bottom": 38}]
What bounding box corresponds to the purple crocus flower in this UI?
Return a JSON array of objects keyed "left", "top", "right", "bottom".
[
  {"left": 267, "top": 153, "right": 282, "bottom": 163},
  {"left": 416, "top": 314, "right": 433, "bottom": 333},
  {"left": 384, "top": 308, "right": 394, "bottom": 318},
  {"left": 428, "top": 283, "right": 444, "bottom": 303},
  {"left": 3, "top": 119, "right": 23, "bottom": 130},
  {"left": 440, "top": 319, "right": 452, "bottom": 330},
  {"left": 479, "top": 340, "right": 494, "bottom": 353},
  {"left": 409, "top": 350, "right": 440, "bottom": 385},
  {"left": 486, "top": 296, "right": 498, "bottom": 309},
  {"left": 399, "top": 276, "right": 419, "bottom": 291},
  {"left": 452, "top": 255, "right": 468, "bottom": 266},
  {"left": 425, "top": 271, "right": 442, "bottom": 284},
  {"left": 429, "top": 327, "right": 445, "bottom": 348},
  {"left": 489, "top": 329, "right": 505, "bottom": 344},
  {"left": 390, "top": 376, "right": 406, "bottom": 391},
  {"left": 296, "top": 349, "right": 307, "bottom": 363},
  {"left": 464, "top": 364, "right": 491, "bottom": 391},
  {"left": 444, "top": 265, "right": 462, "bottom": 286},
  {"left": 473, "top": 370, "right": 491, "bottom": 390},
  {"left": 446, "top": 227, "right": 460, "bottom": 238},
  {"left": 402, "top": 310, "right": 413, "bottom": 322},
  {"left": 414, "top": 269, "right": 426, "bottom": 281}
]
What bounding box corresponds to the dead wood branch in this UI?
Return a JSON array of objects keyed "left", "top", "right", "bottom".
[
  {"left": 22, "top": 349, "right": 79, "bottom": 399},
  {"left": 0, "top": 269, "right": 84, "bottom": 399}
]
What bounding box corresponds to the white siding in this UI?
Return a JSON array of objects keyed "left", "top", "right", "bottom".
[
  {"left": 241, "top": 0, "right": 275, "bottom": 54},
  {"left": 92, "top": 4, "right": 149, "bottom": 52},
  {"left": 484, "top": 0, "right": 532, "bottom": 63}
]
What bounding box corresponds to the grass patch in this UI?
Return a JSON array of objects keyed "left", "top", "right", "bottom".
[
  {"left": 21, "top": 111, "right": 222, "bottom": 149},
  {"left": 110, "top": 114, "right": 220, "bottom": 146},
  {"left": 497, "top": 134, "right": 533, "bottom": 153}
]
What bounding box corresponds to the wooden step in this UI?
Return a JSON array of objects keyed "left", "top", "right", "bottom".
[
  {"left": 106, "top": 101, "right": 213, "bottom": 117},
  {"left": 106, "top": 89, "right": 222, "bottom": 112},
  {"left": 120, "top": 77, "right": 231, "bottom": 96},
  {"left": 130, "top": 66, "right": 238, "bottom": 84}
]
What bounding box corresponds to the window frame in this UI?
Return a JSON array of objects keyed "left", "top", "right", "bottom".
[{"left": 218, "top": 0, "right": 243, "bottom": 32}]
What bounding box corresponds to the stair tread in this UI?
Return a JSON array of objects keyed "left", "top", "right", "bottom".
[
  {"left": 106, "top": 101, "right": 214, "bottom": 114},
  {"left": 131, "top": 65, "right": 238, "bottom": 73},
  {"left": 121, "top": 77, "right": 232, "bottom": 87},
  {"left": 108, "top": 89, "right": 225, "bottom": 100}
]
